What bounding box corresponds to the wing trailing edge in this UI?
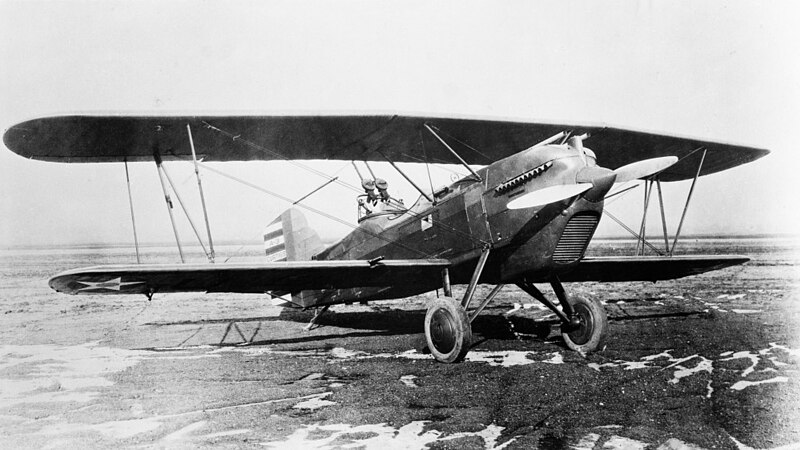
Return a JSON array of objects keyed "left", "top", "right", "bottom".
[
  {"left": 560, "top": 255, "right": 749, "bottom": 282},
  {"left": 49, "top": 259, "right": 450, "bottom": 296}
]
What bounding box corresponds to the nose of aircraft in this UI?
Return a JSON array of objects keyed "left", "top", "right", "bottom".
[{"left": 576, "top": 166, "right": 617, "bottom": 203}]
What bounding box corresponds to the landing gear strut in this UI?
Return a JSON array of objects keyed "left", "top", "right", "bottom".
[
  {"left": 517, "top": 277, "right": 607, "bottom": 353},
  {"left": 424, "top": 249, "right": 491, "bottom": 363}
]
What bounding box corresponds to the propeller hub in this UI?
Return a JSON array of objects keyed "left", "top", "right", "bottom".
[{"left": 577, "top": 166, "right": 617, "bottom": 203}]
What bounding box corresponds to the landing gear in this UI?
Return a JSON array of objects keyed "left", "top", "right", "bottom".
[
  {"left": 518, "top": 277, "right": 608, "bottom": 354},
  {"left": 424, "top": 298, "right": 472, "bottom": 363},
  {"left": 561, "top": 295, "right": 607, "bottom": 353}
]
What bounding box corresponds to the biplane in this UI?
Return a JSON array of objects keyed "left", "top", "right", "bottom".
[{"left": 3, "top": 115, "right": 769, "bottom": 362}]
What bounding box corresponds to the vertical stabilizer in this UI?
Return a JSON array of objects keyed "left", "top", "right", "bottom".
[
  {"left": 264, "top": 208, "right": 326, "bottom": 307},
  {"left": 264, "top": 208, "right": 324, "bottom": 262}
]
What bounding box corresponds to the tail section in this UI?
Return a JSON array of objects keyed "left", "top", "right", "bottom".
[
  {"left": 264, "top": 208, "right": 325, "bottom": 307},
  {"left": 264, "top": 208, "right": 324, "bottom": 262}
]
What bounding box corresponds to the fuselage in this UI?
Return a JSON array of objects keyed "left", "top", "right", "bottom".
[{"left": 307, "top": 140, "right": 614, "bottom": 305}]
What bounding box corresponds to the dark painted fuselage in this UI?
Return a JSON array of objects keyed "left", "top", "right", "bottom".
[{"left": 304, "top": 142, "right": 612, "bottom": 306}]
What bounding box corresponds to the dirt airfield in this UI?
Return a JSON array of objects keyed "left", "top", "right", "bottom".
[{"left": 1, "top": 237, "right": 799, "bottom": 449}]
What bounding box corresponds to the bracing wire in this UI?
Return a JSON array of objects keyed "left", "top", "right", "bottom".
[
  {"left": 196, "top": 124, "right": 490, "bottom": 248},
  {"left": 196, "top": 161, "right": 435, "bottom": 258},
  {"left": 223, "top": 229, "right": 267, "bottom": 263},
  {"left": 426, "top": 124, "right": 493, "bottom": 164},
  {"left": 202, "top": 121, "right": 363, "bottom": 196}
]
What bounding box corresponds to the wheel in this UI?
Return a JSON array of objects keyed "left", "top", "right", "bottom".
[
  {"left": 561, "top": 295, "right": 608, "bottom": 353},
  {"left": 424, "top": 298, "right": 472, "bottom": 363}
]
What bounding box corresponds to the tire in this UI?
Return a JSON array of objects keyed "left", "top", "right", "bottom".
[
  {"left": 561, "top": 295, "right": 608, "bottom": 354},
  {"left": 424, "top": 298, "right": 472, "bottom": 363}
]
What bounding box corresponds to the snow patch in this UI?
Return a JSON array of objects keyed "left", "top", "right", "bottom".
[
  {"left": 465, "top": 350, "right": 563, "bottom": 367},
  {"left": 161, "top": 420, "right": 208, "bottom": 442},
  {"left": 657, "top": 438, "right": 705, "bottom": 449},
  {"left": 0, "top": 342, "right": 146, "bottom": 407},
  {"left": 328, "top": 347, "right": 370, "bottom": 359},
  {"left": 506, "top": 302, "right": 547, "bottom": 314},
  {"left": 439, "top": 423, "right": 511, "bottom": 449},
  {"left": 716, "top": 294, "right": 746, "bottom": 300},
  {"left": 669, "top": 357, "right": 713, "bottom": 384},
  {"left": 40, "top": 416, "right": 163, "bottom": 439},
  {"left": 730, "top": 377, "right": 789, "bottom": 391},
  {"left": 292, "top": 392, "right": 335, "bottom": 410},
  {"left": 719, "top": 351, "right": 761, "bottom": 377},
  {"left": 770, "top": 342, "right": 800, "bottom": 358},
  {"left": 603, "top": 435, "right": 648, "bottom": 449},
  {"left": 261, "top": 421, "right": 511, "bottom": 449},
  {"left": 400, "top": 375, "right": 418, "bottom": 388},
  {"left": 572, "top": 432, "right": 601, "bottom": 449}
]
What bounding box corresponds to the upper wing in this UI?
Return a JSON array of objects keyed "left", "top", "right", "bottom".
[
  {"left": 49, "top": 259, "right": 449, "bottom": 296},
  {"left": 4, "top": 114, "right": 768, "bottom": 181},
  {"left": 559, "top": 255, "right": 749, "bottom": 282}
]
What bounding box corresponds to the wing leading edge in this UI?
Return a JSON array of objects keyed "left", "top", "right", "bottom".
[
  {"left": 50, "top": 259, "right": 450, "bottom": 296},
  {"left": 4, "top": 115, "right": 769, "bottom": 181},
  {"left": 51, "top": 255, "right": 746, "bottom": 296},
  {"left": 560, "top": 255, "right": 749, "bottom": 282}
]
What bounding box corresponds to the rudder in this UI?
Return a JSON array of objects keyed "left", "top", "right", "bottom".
[
  {"left": 264, "top": 208, "right": 326, "bottom": 307},
  {"left": 264, "top": 208, "right": 324, "bottom": 262}
]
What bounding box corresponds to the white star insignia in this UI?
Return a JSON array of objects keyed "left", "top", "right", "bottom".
[{"left": 76, "top": 277, "right": 144, "bottom": 292}]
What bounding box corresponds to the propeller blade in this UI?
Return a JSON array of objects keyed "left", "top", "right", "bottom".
[
  {"left": 613, "top": 156, "right": 678, "bottom": 183},
  {"left": 507, "top": 183, "right": 593, "bottom": 210}
]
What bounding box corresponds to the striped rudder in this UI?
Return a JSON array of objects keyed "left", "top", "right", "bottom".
[
  {"left": 265, "top": 208, "right": 326, "bottom": 307},
  {"left": 263, "top": 217, "right": 287, "bottom": 262},
  {"left": 264, "top": 208, "right": 324, "bottom": 262},
  {"left": 263, "top": 218, "right": 287, "bottom": 262}
]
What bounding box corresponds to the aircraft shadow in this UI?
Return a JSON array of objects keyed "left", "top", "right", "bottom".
[
  {"left": 143, "top": 306, "right": 558, "bottom": 348},
  {"left": 142, "top": 302, "right": 704, "bottom": 348}
]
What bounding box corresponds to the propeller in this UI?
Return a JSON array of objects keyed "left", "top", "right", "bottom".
[
  {"left": 507, "top": 183, "right": 593, "bottom": 210},
  {"left": 613, "top": 156, "right": 678, "bottom": 183},
  {"left": 505, "top": 154, "right": 677, "bottom": 210}
]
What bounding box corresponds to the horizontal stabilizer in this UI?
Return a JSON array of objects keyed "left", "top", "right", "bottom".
[
  {"left": 49, "top": 259, "right": 450, "bottom": 296},
  {"left": 559, "top": 255, "right": 748, "bottom": 282}
]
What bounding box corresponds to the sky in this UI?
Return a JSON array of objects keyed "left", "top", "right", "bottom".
[{"left": 1, "top": 0, "right": 799, "bottom": 250}]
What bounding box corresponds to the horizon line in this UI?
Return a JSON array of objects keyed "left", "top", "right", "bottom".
[{"left": 2, "top": 232, "right": 798, "bottom": 252}]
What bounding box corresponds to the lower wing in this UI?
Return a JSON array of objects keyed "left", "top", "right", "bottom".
[
  {"left": 560, "top": 255, "right": 748, "bottom": 282},
  {"left": 49, "top": 255, "right": 746, "bottom": 298},
  {"left": 50, "top": 259, "right": 449, "bottom": 296}
]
